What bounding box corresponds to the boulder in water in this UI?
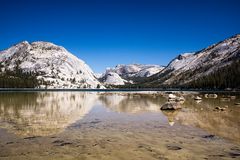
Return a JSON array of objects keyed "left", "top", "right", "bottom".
[{"left": 161, "top": 102, "right": 182, "bottom": 110}]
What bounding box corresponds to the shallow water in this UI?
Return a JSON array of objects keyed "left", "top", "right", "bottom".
[{"left": 0, "top": 92, "right": 240, "bottom": 160}]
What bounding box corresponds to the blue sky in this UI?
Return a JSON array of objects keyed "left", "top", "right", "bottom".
[{"left": 0, "top": 0, "right": 240, "bottom": 73}]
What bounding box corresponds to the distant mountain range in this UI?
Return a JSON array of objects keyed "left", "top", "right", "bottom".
[
  {"left": 98, "top": 64, "right": 164, "bottom": 85},
  {"left": 139, "top": 34, "right": 240, "bottom": 89},
  {"left": 0, "top": 34, "right": 239, "bottom": 89}
]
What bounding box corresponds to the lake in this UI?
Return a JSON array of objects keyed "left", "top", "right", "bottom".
[{"left": 0, "top": 91, "right": 239, "bottom": 160}]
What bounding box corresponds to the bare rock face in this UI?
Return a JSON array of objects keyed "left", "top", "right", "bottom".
[
  {"left": 0, "top": 41, "right": 104, "bottom": 89},
  {"left": 161, "top": 102, "right": 182, "bottom": 110},
  {"left": 99, "top": 71, "right": 127, "bottom": 85},
  {"left": 99, "top": 64, "right": 165, "bottom": 85}
]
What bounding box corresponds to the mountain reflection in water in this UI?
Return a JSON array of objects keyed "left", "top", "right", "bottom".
[
  {"left": 0, "top": 92, "right": 98, "bottom": 136},
  {"left": 0, "top": 92, "right": 239, "bottom": 143}
]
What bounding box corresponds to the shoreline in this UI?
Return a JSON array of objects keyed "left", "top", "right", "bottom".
[{"left": 0, "top": 88, "right": 239, "bottom": 93}]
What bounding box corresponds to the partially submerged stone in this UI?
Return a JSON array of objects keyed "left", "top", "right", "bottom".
[
  {"left": 230, "top": 96, "right": 236, "bottom": 100},
  {"left": 161, "top": 102, "right": 182, "bottom": 110},
  {"left": 194, "top": 96, "right": 202, "bottom": 100},
  {"left": 167, "top": 145, "right": 182, "bottom": 150},
  {"left": 215, "top": 106, "right": 226, "bottom": 111},
  {"left": 195, "top": 100, "right": 202, "bottom": 103},
  {"left": 175, "top": 96, "right": 185, "bottom": 102},
  {"left": 168, "top": 94, "right": 177, "bottom": 100},
  {"left": 204, "top": 94, "right": 218, "bottom": 98},
  {"left": 208, "top": 94, "right": 218, "bottom": 98},
  {"left": 220, "top": 98, "right": 231, "bottom": 102}
]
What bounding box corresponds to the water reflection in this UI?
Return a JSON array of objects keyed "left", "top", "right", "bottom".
[
  {"left": 98, "top": 93, "right": 166, "bottom": 113},
  {"left": 176, "top": 96, "right": 240, "bottom": 143},
  {"left": 98, "top": 93, "right": 240, "bottom": 142},
  {"left": 0, "top": 92, "right": 98, "bottom": 136},
  {"left": 0, "top": 92, "right": 239, "bottom": 143},
  {"left": 161, "top": 110, "right": 180, "bottom": 126}
]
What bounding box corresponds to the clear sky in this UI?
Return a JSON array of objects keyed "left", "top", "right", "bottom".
[{"left": 1, "top": 0, "right": 240, "bottom": 73}]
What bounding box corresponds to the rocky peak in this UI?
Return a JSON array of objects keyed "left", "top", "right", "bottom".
[
  {"left": 30, "top": 41, "right": 67, "bottom": 52},
  {"left": 0, "top": 41, "right": 103, "bottom": 89}
]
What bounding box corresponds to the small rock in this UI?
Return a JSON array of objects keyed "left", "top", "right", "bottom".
[
  {"left": 204, "top": 94, "right": 208, "bottom": 98},
  {"left": 195, "top": 100, "right": 202, "bottom": 103},
  {"left": 220, "top": 98, "right": 230, "bottom": 102},
  {"left": 229, "top": 152, "right": 240, "bottom": 158},
  {"left": 23, "top": 136, "right": 41, "bottom": 140},
  {"left": 166, "top": 145, "right": 182, "bottom": 150},
  {"left": 230, "top": 96, "right": 236, "bottom": 100},
  {"left": 138, "top": 145, "right": 144, "bottom": 148},
  {"left": 92, "top": 143, "right": 98, "bottom": 147},
  {"left": 90, "top": 120, "right": 101, "bottom": 124},
  {"left": 59, "top": 142, "right": 72, "bottom": 146},
  {"left": 6, "top": 142, "right": 14, "bottom": 145},
  {"left": 235, "top": 102, "right": 240, "bottom": 105},
  {"left": 208, "top": 94, "right": 218, "bottom": 98},
  {"left": 194, "top": 96, "right": 202, "bottom": 100},
  {"left": 52, "top": 140, "right": 64, "bottom": 144},
  {"left": 215, "top": 106, "right": 226, "bottom": 111},
  {"left": 168, "top": 94, "right": 177, "bottom": 99},
  {"left": 202, "top": 135, "right": 215, "bottom": 139},
  {"left": 230, "top": 147, "right": 240, "bottom": 152},
  {"left": 176, "top": 96, "right": 185, "bottom": 103}
]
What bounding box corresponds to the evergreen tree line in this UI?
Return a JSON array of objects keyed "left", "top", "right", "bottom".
[
  {"left": 186, "top": 60, "right": 240, "bottom": 89},
  {"left": 0, "top": 64, "right": 42, "bottom": 88}
]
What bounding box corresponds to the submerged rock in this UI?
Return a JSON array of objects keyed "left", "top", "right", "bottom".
[
  {"left": 205, "top": 94, "right": 218, "bottom": 98},
  {"left": 195, "top": 100, "right": 202, "bottom": 103},
  {"left": 194, "top": 96, "right": 202, "bottom": 100},
  {"left": 204, "top": 94, "right": 208, "bottom": 98},
  {"left": 168, "top": 94, "right": 177, "bottom": 100},
  {"left": 175, "top": 96, "right": 185, "bottom": 103},
  {"left": 167, "top": 93, "right": 185, "bottom": 104},
  {"left": 230, "top": 96, "right": 236, "bottom": 100},
  {"left": 161, "top": 102, "right": 182, "bottom": 110},
  {"left": 208, "top": 94, "right": 218, "bottom": 98},
  {"left": 202, "top": 134, "right": 215, "bottom": 139},
  {"left": 167, "top": 145, "right": 182, "bottom": 150},
  {"left": 215, "top": 106, "right": 226, "bottom": 111},
  {"left": 220, "top": 98, "right": 231, "bottom": 102}
]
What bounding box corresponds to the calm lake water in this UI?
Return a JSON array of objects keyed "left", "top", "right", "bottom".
[{"left": 0, "top": 91, "right": 240, "bottom": 160}]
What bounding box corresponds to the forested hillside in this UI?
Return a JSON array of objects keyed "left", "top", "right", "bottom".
[{"left": 0, "top": 63, "right": 42, "bottom": 88}]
